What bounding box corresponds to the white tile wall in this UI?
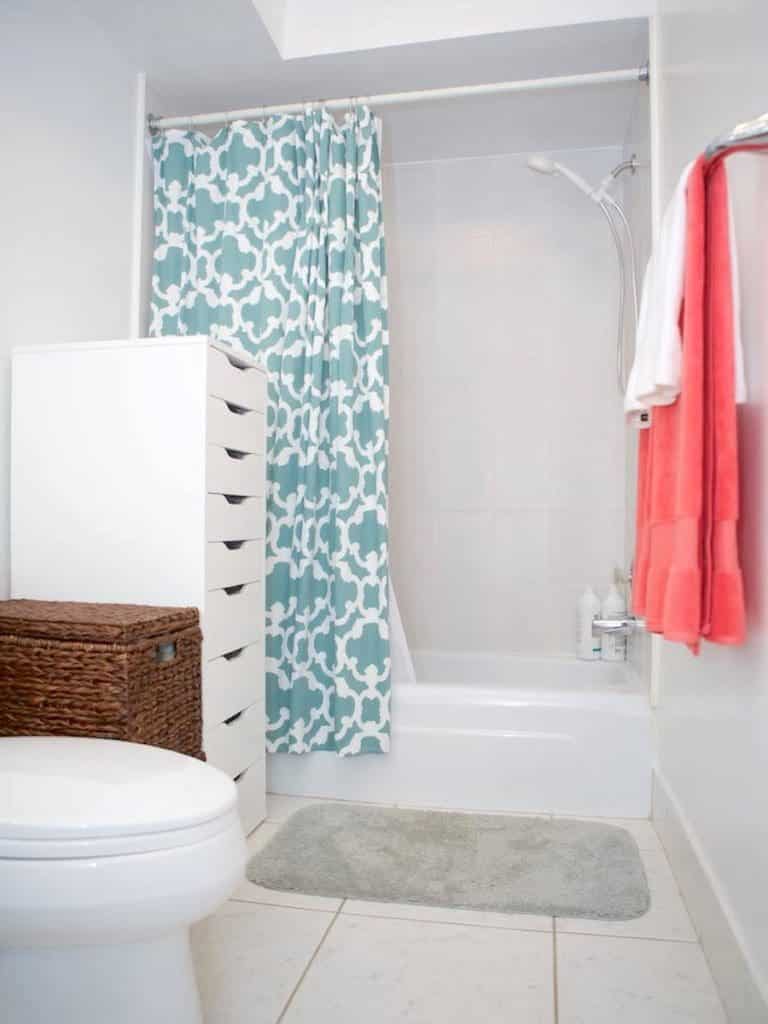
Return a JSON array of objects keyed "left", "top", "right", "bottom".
[{"left": 386, "top": 147, "right": 628, "bottom": 656}]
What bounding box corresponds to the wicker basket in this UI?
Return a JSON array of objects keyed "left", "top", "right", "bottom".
[{"left": 0, "top": 600, "right": 203, "bottom": 759}]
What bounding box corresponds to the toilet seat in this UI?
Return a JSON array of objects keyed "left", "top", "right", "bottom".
[{"left": 0, "top": 736, "right": 238, "bottom": 859}]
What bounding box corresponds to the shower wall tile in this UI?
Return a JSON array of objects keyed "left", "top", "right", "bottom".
[
  {"left": 385, "top": 147, "right": 627, "bottom": 657},
  {"left": 546, "top": 504, "right": 625, "bottom": 585}
]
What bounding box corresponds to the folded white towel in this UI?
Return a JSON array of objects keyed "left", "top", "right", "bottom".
[{"left": 624, "top": 160, "right": 746, "bottom": 426}]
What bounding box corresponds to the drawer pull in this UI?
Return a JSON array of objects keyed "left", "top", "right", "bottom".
[
  {"left": 233, "top": 769, "right": 245, "bottom": 782},
  {"left": 154, "top": 641, "right": 177, "bottom": 663},
  {"left": 224, "top": 448, "right": 248, "bottom": 460},
  {"left": 224, "top": 709, "right": 244, "bottom": 726},
  {"left": 223, "top": 584, "right": 245, "bottom": 596},
  {"left": 223, "top": 352, "right": 249, "bottom": 371},
  {"left": 225, "top": 401, "right": 249, "bottom": 415},
  {"left": 223, "top": 540, "right": 246, "bottom": 550},
  {"left": 223, "top": 494, "right": 246, "bottom": 505},
  {"left": 223, "top": 647, "right": 245, "bottom": 661}
]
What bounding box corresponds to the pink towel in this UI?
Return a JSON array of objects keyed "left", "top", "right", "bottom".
[{"left": 633, "top": 154, "right": 746, "bottom": 650}]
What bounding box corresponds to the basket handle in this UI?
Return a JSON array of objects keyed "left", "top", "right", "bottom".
[{"left": 154, "top": 641, "right": 177, "bottom": 663}]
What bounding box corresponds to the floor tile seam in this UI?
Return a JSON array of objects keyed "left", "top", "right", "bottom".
[{"left": 274, "top": 901, "right": 346, "bottom": 1024}]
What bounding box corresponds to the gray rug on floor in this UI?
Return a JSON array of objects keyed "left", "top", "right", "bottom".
[{"left": 247, "top": 803, "right": 650, "bottom": 920}]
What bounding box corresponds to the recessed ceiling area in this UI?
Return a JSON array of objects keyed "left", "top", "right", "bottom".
[
  {"left": 253, "top": 0, "right": 653, "bottom": 60},
  {"left": 76, "top": 0, "right": 649, "bottom": 162}
]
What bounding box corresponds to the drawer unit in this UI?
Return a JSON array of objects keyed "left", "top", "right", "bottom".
[
  {"left": 203, "top": 641, "right": 264, "bottom": 725},
  {"left": 206, "top": 494, "right": 264, "bottom": 542},
  {"left": 208, "top": 343, "right": 268, "bottom": 411},
  {"left": 204, "top": 581, "right": 263, "bottom": 660},
  {"left": 235, "top": 756, "right": 267, "bottom": 836},
  {"left": 206, "top": 540, "right": 263, "bottom": 591},
  {"left": 205, "top": 700, "right": 264, "bottom": 779},
  {"left": 207, "top": 446, "right": 265, "bottom": 497},
  {"left": 207, "top": 396, "right": 264, "bottom": 453},
  {"left": 11, "top": 334, "right": 268, "bottom": 834}
]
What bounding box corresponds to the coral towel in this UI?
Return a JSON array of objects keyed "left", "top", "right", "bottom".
[{"left": 633, "top": 155, "right": 746, "bottom": 650}]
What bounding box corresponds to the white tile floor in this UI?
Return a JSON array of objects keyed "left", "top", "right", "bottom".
[{"left": 191, "top": 795, "right": 728, "bottom": 1023}]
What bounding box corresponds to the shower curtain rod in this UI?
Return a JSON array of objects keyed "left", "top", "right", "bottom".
[{"left": 148, "top": 64, "right": 648, "bottom": 130}]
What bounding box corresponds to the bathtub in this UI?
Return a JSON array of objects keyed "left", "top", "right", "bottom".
[{"left": 267, "top": 651, "right": 652, "bottom": 819}]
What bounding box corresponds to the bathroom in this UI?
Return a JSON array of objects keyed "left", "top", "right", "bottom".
[{"left": 2, "top": 1, "right": 768, "bottom": 1022}]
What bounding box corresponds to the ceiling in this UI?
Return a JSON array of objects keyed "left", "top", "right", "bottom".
[{"left": 77, "top": 1, "right": 649, "bottom": 161}]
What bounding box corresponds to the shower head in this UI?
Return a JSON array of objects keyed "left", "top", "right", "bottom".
[
  {"left": 527, "top": 155, "right": 558, "bottom": 175},
  {"left": 527, "top": 154, "right": 597, "bottom": 200}
]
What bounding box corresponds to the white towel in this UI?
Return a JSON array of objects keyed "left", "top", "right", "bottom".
[{"left": 625, "top": 161, "right": 746, "bottom": 426}]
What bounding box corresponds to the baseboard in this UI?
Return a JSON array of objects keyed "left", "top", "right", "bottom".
[{"left": 653, "top": 771, "right": 768, "bottom": 1023}]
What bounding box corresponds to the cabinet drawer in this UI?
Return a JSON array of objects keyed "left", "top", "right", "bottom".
[
  {"left": 204, "top": 581, "right": 263, "bottom": 660},
  {"left": 207, "top": 396, "right": 264, "bottom": 454},
  {"left": 203, "top": 641, "right": 264, "bottom": 726},
  {"left": 208, "top": 344, "right": 267, "bottom": 412},
  {"left": 205, "top": 701, "right": 264, "bottom": 779},
  {"left": 207, "top": 445, "right": 265, "bottom": 497},
  {"left": 206, "top": 494, "right": 264, "bottom": 542},
  {"left": 206, "top": 540, "right": 263, "bottom": 591},
  {"left": 235, "top": 756, "right": 266, "bottom": 836}
]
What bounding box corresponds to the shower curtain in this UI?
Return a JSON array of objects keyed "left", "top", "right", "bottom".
[{"left": 150, "top": 107, "right": 390, "bottom": 755}]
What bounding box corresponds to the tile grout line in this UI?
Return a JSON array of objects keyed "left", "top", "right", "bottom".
[
  {"left": 231, "top": 894, "right": 552, "bottom": 934},
  {"left": 274, "top": 899, "right": 346, "bottom": 1024},
  {"left": 229, "top": 896, "right": 342, "bottom": 914},
  {"left": 554, "top": 927, "right": 698, "bottom": 944},
  {"left": 552, "top": 919, "right": 560, "bottom": 1024},
  {"left": 340, "top": 908, "right": 552, "bottom": 934}
]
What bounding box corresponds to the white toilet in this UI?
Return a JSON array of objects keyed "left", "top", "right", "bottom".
[{"left": 0, "top": 735, "right": 247, "bottom": 1024}]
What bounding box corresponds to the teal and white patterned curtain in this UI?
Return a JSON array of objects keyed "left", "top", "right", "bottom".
[{"left": 150, "top": 107, "right": 390, "bottom": 756}]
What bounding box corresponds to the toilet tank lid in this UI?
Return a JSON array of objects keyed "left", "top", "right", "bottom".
[{"left": 0, "top": 737, "right": 237, "bottom": 840}]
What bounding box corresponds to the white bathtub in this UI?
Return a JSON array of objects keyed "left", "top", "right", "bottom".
[{"left": 267, "top": 652, "right": 653, "bottom": 818}]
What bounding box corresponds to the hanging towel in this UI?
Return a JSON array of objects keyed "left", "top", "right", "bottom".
[
  {"left": 625, "top": 162, "right": 692, "bottom": 422},
  {"left": 625, "top": 162, "right": 746, "bottom": 424},
  {"left": 632, "top": 155, "right": 746, "bottom": 650},
  {"left": 702, "top": 156, "right": 745, "bottom": 643}
]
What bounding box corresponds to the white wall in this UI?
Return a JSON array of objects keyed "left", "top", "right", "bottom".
[
  {"left": 269, "top": 0, "right": 654, "bottom": 58},
  {"left": 621, "top": 87, "right": 654, "bottom": 679},
  {"left": 0, "top": 1, "right": 142, "bottom": 596},
  {"left": 653, "top": 0, "right": 768, "bottom": 1011},
  {"left": 386, "top": 147, "right": 627, "bottom": 657}
]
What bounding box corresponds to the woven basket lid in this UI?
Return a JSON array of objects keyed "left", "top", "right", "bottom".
[{"left": 0, "top": 600, "right": 199, "bottom": 643}]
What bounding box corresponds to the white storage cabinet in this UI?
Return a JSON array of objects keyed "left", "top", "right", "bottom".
[{"left": 11, "top": 335, "right": 267, "bottom": 834}]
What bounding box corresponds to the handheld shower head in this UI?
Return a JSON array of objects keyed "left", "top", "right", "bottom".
[
  {"left": 527, "top": 155, "right": 558, "bottom": 175},
  {"left": 527, "top": 151, "right": 641, "bottom": 396},
  {"left": 526, "top": 154, "right": 596, "bottom": 199}
]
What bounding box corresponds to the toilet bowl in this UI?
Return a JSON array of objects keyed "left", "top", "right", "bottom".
[{"left": 0, "top": 736, "right": 247, "bottom": 1024}]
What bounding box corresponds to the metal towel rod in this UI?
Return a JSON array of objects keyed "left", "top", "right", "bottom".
[{"left": 705, "top": 111, "right": 768, "bottom": 158}]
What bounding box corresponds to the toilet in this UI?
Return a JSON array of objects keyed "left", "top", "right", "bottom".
[{"left": 0, "top": 735, "right": 247, "bottom": 1024}]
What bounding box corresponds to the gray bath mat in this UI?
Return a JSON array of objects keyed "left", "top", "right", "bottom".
[{"left": 247, "top": 803, "right": 650, "bottom": 920}]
